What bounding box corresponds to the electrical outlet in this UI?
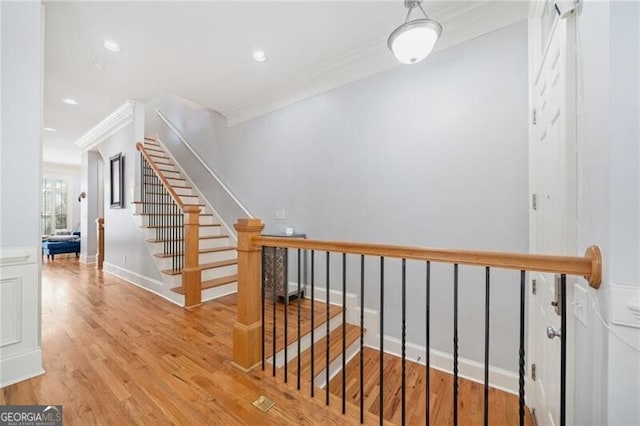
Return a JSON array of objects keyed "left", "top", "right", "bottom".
[
  {"left": 574, "top": 285, "right": 587, "bottom": 326},
  {"left": 274, "top": 209, "right": 285, "bottom": 220}
]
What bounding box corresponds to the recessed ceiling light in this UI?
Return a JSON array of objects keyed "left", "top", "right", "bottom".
[
  {"left": 43, "top": 127, "right": 57, "bottom": 132},
  {"left": 102, "top": 40, "right": 120, "bottom": 53},
  {"left": 89, "top": 59, "right": 104, "bottom": 70},
  {"left": 252, "top": 50, "right": 267, "bottom": 62},
  {"left": 62, "top": 98, "right": 78, "bottom": 105}
]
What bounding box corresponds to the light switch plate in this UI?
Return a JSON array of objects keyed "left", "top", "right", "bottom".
[
  {"left": 574, "top": 284, "right": 587, "bottom": 326},
  {"left": 274, "top": 209, "right": 285, "bottom": 220}
]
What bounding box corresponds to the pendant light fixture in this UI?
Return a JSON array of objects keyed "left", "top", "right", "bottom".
[{"left": 388, "top": 0, "right": 442, "bottom": 64}]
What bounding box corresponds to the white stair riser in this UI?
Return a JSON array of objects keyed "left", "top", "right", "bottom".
[
  {"left": 156, "top": 250, "right": 236, "bottom": 269},
  {"left": 142, "top": 225, "right": 221, "bottom": 240},
  {"left": 201, "top": 282, "right": 237, "bottom": 302},
  {"left": 146, "top": 237, "right": 230, "bottom": 253},
  {"left": 132, "top": 202, "right": 210, "bottom": 216},
  {"left": 134, "top": 213, "right": 217, "bottom": 226},
  {"left": 199, "top": 237, "right": 232, "bottom": 250},
  {"left": 161, "top": 170, "right": 182, "bottom": 180},
  {"left": 176, "top": 195, "right": 199, "bottom": 204},
  {"left": 166, "top": 178, "right": 186, "bottom": 186},
  {"left": 160, "top": 266, "right": 237, "bottom": 287},
  {"left": 173, "top": 187, "right": 194, "bottom": 196},
  {"left": 202, "top": 264, "right": 237, "bottom": 281}
]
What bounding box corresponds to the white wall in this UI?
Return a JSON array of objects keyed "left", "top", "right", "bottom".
[
  {"left": 152, "top": 22, "right": 530, "bottom": 373},
  {"left": 0, "top": 1, "right": 45, "bottom": 387},
  {"left": 574, "top": 0, "right": 640, "bottom": 424},
  {"left": 80, "top": 150, "right": 101, "bottom": 263},
  {"left": 97, "top": 105, "right": 162, "bottom": 282}
]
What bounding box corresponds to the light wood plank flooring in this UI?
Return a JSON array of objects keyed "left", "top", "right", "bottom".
[
  {"left": 2, "top": 257, "right": 532, "bottom": 425},
  {"left": 328, "top": 347, "right": 534, "bottom": 425},
  {"left": 0, "top": 258, "right": 361, "bottom": 425}
]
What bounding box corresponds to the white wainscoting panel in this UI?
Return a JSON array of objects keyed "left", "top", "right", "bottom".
[
  {"left": 0, "top": 246, "right": 44, "bottom": 388},
  {"left": 0, "top": 276, "right": 22, "bottom": 347}
]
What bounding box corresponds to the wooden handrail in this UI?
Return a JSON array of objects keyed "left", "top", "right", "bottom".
[
  {"left": 136, "top": 142, "right": 185, "bottom": 210},
  {"left": 253, "top": 236, "right": 602, "bottom": 288}
]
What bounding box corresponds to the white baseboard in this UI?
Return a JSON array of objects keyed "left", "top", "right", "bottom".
[
  {"left": 79, "top": 254, "right": 96, "bottom": 264},
  {"left": 103, "top": 262, "right": 182, "bottom": 306},
  {"left": 377, "top": 335, "right": 519, "bottom": 395},
  {"left": 0, "top": 348, "right": 45, "bottom": 388},
  {"left": 292, "top": 284, "right": 519, "bottom": 394}
]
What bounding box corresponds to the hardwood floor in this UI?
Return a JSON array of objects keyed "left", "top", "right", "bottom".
[
  {"left": 0, "top": 258, "right": 361, "bottom": 425},
  {"left": 328, "top": 348, "right": 533, "bottom": 425},
  {"left": 2, "top": 257, "right": 532, "bottom": 425}
]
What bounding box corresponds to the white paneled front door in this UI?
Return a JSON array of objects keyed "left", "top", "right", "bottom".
[{"left": 528, "top": 2, "right": 578, "bottom": 425}]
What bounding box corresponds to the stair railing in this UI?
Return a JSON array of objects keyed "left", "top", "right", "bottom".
[
  {"left": 233, "top": 218, "right": 602, "bottom": 426},
  {"left": 136, "top": 142, "right": 201, "bottom": 307}
]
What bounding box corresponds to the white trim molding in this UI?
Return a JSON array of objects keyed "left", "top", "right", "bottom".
[
  {"left": 0, "top": 245, "right": 44, "bottom": 388},
  {"left": 219, "top": 3, "right": 527, "bottom": 126},
  {"left": 75, "top": 101, "right": 135, "bottom": 151}
]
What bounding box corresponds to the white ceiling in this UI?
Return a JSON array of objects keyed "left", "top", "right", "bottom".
[{"left": 42, "top": 1, "right": 527, "bottom": 165}]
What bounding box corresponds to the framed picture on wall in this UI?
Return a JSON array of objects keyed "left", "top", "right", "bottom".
[{"left": 110, "top": 153, "right": 125, "bottom": 208}]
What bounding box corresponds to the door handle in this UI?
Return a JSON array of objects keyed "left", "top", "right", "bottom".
[{"left": 546, "top": 326, "right": 561, "bottom": 339}]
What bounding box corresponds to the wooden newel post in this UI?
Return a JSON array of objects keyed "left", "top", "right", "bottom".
[
  {"left": 182, "top": 205, "right": 201, "bottom": 308},
  {"left": 233, "top": 218, "right": 265, "bottom": 371},
  {"left": 96, "top": 218, "right": 104, "bottom": 269}
]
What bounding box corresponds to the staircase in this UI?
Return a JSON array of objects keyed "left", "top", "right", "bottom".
[
  {"left": 132, "top": 137, "right": 238, "bottom": 306},
  {"left": 261, "top": 296, "right": 382, "bottom": 424}
]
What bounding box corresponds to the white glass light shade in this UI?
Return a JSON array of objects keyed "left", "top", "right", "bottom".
[{"left": 388, "top": 19, "right": 442, "bottom": 64}]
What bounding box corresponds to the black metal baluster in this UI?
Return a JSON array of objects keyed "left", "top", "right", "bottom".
[
  {"left": 297, "top": 248, "right": 302, "bottom": 390},
  {"left": 342, "top": 252, "right": 347, "bottom": 415},
  {"left": 379, "top": 256, "right": 384, "bottom": 426},
  {"left": 311, "top": 250, "right": 315, "bottom": 397},
  {"left": 272, "top": 246, "right": 277, "bottom": 377},
  {"left": 484, "top": 267, "right": 491, "bottom": 426},
  {"left": 261, "top": 247, "right": 266, "bottom": 371},
  {"left": 284, "top": 248, "right": 289, "bottom": 383},
  {"left": 401, "top": 258, "right": 406, "bottom": 426},
  {"left": 325, "top": 251, "right": 330, "bottom": 406},
  {"left": 453, "top": 263, "right": 459, "bottom": 426},
  {"left": 426, "top": 261, "right": 431, "bottom": 426},
  {"left": 519, "top": 270, "right": 526, "bottom": 426},
  {"left": 360, "top": 254, "right": 365, "bottom": 424},
  {"left": 560, "top": 273, "right": 567, "bottom": 426}
]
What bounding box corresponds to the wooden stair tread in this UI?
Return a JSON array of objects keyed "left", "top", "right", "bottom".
[
  {"left": 259, "top": 367, "right": 389, "bottom": 425},
  {"left": 143, "top": 191, "right": 196, "bottom": 196},
  {"left": 170, "top": 274, "right": 238, "bottom": 294},
  {"left": 140, "top": 223, "right": 220, "bottom": 229},
  {"left": 153, "top": 246, "right": 235, "bottom": 258},
  {"left": 161, "top": 259, "right": 236, "bottom": 276},
  {"left": 199, "top": 259, "right": 237, "bottom": 270},
  {"left": 282, "top": 324, "right": 361, "bottom": 381},
  {"left": 134, "top": 212, "right": 213, "bottom": 217},
  {"left": 146, "top": 235, "right": 229, "bottom": 243},
  {"left": 132, "top": 201, "right": 204, "bottom": 206},
  {"left": 263, "top": 301, "right": 343, "bottom": 358}
]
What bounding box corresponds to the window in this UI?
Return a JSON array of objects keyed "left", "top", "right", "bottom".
[{"left": 41, "top": 176, "right": 72, "bottom": 235}]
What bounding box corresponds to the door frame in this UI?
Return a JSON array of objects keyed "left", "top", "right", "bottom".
[{"left": 527, "top": 1, "right": 578, "bottom": 424}]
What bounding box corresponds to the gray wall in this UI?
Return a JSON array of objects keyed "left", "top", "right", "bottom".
[
  {"left": 573, "top": 1, "right": 640, "bottom": 424},
  {"left": 0, "top": 2, "right": 42, "bottom": 249},
  {"left": 152, "top": 22, "right": 530, "bottom": 372},
  {"left": 97, "top": 109, "right": 162, "bottom": 281},
  {"left": 0, "top": 0, "right": 45, "bottom": 386}
]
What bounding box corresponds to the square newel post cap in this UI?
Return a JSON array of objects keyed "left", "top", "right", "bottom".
[{"left": 234, "top": 218, "right": 264, "bottom": 233}]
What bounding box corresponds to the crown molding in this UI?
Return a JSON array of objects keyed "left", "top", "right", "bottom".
[
  {"left": 219, "top": 2, "right": 527, "bottom": 126},
  {"left": 75, "top": 101, "right": 135, "bottom": 151}
]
